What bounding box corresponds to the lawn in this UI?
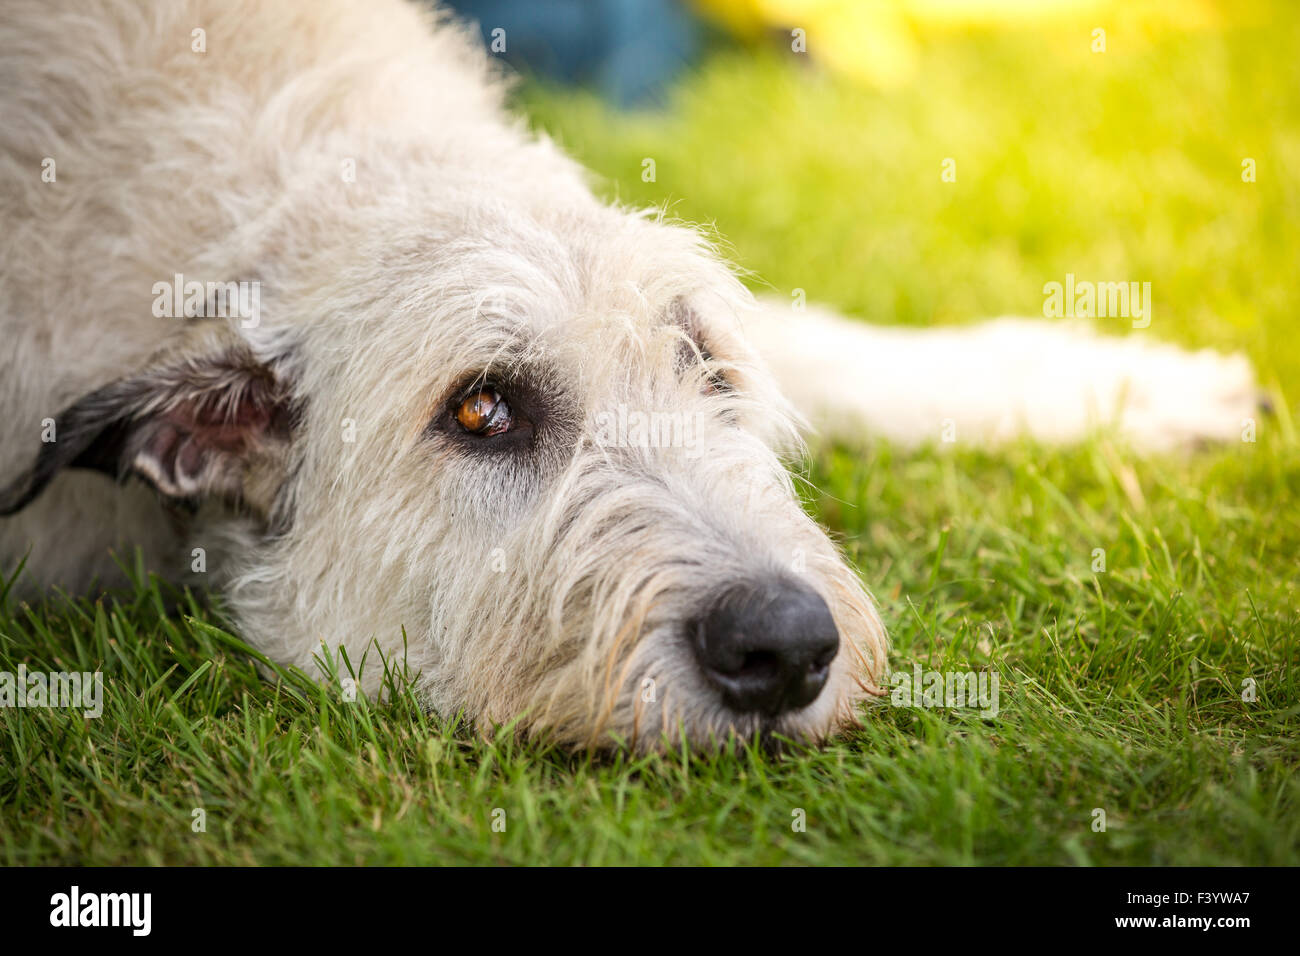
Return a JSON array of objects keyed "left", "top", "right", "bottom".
[{"left": 1, "top": 1, "right": 1297, "bottom": 865}]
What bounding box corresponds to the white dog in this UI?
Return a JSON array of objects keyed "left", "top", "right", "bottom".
[{"left": 0, "top": 0, "right": 1258, "bottom": 749}]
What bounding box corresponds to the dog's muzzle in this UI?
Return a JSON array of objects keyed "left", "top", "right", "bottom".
[{"left": 690, "top": 579, "right": 840, "bottom": 717}]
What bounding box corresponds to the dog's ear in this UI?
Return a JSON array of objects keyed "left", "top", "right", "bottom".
[{"left": 0, "top": 349, "right": 297, "bottom": 517}]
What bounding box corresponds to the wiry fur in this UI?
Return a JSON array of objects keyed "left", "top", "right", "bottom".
[{"left": 0, "top": 0, "right": 1254, "bottom": 750}]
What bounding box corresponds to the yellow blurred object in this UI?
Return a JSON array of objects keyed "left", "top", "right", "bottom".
[
  {"left": 690, "top": 0, "right": 1221, "bottom": 88},
  {"left": 691, "top": 0, "right": 917, "bottom": 86}
]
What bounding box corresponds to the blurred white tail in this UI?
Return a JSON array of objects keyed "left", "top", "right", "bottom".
[{"left": 746, "top": 299, "right": 1260, "bottom": 452}]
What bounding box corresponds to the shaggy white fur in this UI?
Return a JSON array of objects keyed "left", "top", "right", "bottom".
[{"left": 0, "top": 0, "right": 1256, "bottom": 749}]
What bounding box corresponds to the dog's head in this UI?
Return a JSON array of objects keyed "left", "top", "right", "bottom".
[{"left": 3, "top": 180, "right": 886, "bottom": 750}]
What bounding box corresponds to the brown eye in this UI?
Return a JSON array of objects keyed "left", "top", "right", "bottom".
[{"left": 455, "top": 388, "right": 512, "bottom": 436}]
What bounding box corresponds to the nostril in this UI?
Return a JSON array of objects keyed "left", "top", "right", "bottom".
[
  {"left": 731, "top": 650, "right": 780, "bottom": 682},
  {"left": 691, "top": 580, "right": 840, "bottom": 716},
  {"left": 812, "top": 642, "right": 837, "bottom": 670}
]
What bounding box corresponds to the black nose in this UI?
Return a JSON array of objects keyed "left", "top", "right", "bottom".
[{"left": 691, "top": 581, "right": 840, "bottom": 716}]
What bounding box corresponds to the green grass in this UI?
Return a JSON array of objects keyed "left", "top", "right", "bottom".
[{"left": 2, "top": 2, "right": 1298, "bottom": 865}]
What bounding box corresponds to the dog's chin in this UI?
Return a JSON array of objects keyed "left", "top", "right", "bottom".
[
  {"left": 757, "top": 693, "right": 855, "bottom": 752},
  {"left": 514, "top": 677, "right": 854, "bottom": 754},
  {"left": 650, "top": 703, "right": 841, "bottom": 754},
  {"left": 567, "top": 634, "right": 861, "bottom": 753},
  {"left": 617, "top": 683, "right": 853, "bottom": 754},
  {"left": 506, "top": 621, "right": 869, "bottom": 753},
  {"left": 731, "top": 711, "right": 834, "bottom": 754}
]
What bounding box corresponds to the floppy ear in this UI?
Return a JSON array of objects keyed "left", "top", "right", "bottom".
[{"left": 0, "top": 349, "right": 297, "bottom": 517}]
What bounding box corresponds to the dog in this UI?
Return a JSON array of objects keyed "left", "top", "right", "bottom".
[{"left": 0, "top": 0, "right": 1259, "bottom": 750}]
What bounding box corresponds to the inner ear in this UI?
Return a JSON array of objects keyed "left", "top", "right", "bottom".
[
  {"left": 669, "top": 299, "right": 731, "bottom": 393},
  {"left": 0, "top": 349, "right": 296, "bottom": 516},
  {"left": 669, "top": 298, "right": 711, "bottom": 368},
  {"left": 130, "top": 381, "right": 286, "bottom": 500}
]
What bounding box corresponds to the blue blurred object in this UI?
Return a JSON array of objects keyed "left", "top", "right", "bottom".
[{"left": 443, "top": 0, "right": 703, "bottom": 106}]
